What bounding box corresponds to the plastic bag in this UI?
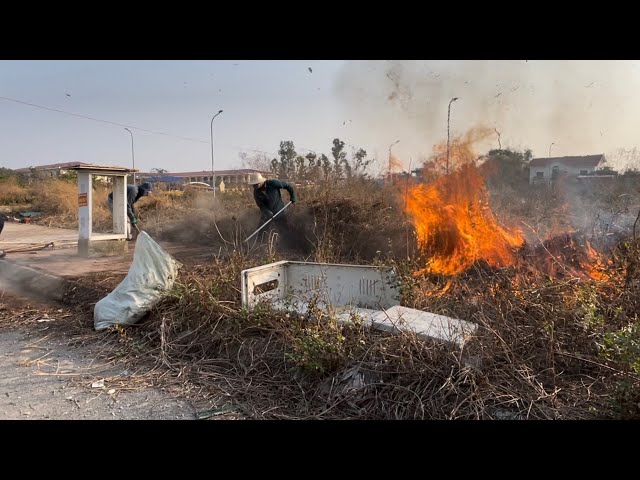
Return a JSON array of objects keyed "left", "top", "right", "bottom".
[{"left": 93, "top": 232, "right": 180, "bottom": 331}]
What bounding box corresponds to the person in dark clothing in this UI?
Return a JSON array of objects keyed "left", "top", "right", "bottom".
[
  {"left": 0, "top": 214, "right": 4, "bottom": 258},
  {"left": 107, "top": 182, "right": 153, "bottom": 240},
  {"left": 248, "top": 173, "right": 297, "bottom": 234}
]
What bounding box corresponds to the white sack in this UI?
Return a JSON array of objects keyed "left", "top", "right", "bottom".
[{"left": 93, "top": 232, "right": 180, "bottom": 331}]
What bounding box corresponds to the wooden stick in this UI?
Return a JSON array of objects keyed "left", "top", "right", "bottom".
[
  {"left": 0, "top": 240, "right": 77, "bottom": 245},
  {"left": 3, "top": 242, "right": 55, "bottom": 253}
]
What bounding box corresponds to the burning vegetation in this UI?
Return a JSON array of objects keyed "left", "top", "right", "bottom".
[
  {"left": 530, "top": 232, "right": 611, "bottom": 281},
  {"left": 404, "top": 129, "right": 524, "bottom": 275},
  {"left": 403, "top": 127, "right": 614, "bottom": 282},
  {"left": 405, "top": 164, "right": 524, "bottom": 276}
]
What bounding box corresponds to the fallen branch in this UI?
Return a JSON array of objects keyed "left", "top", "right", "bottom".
[{"left": 2, "top": 242, "right": 55, "bottom": 254}]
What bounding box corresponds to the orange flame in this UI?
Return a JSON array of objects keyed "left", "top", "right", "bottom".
[
  {"left": 535, "top": 178, "right": 611, "bottom": 281},
  {"left": 533, "top": 231, "right": 611, "bottom": 281},
  {"left": 582, "top": 241, "right": 610, "bottom": 281},
  {"left": 404, "top": 128, "right": 524, "bottom": 276}
]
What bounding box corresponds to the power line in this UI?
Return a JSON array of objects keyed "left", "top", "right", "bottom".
[
  {"left": 0, "top": 95, "right": 210, "bottom": 144},
  {"left": 0, "top": 94, "right": 353, "bottom": 160},
  {"left": 0, "top": 95, "right": 282, "bottom": 157}
]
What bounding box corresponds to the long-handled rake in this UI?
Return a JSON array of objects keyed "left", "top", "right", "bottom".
[{"left": 243, "top": 201, "right": 292, "bottom": 244}]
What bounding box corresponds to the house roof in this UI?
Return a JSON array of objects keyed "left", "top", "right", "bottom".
[
  {"left": 14, "top": 161, "right": 90, "bottom": 173},
  {"left": 529, "top": 154, "right": 605, "bottom": 168},
  {"left": 67, "top": 164, "right": 135, "bottom": 173},
  {"left": 15, "top": 164, "right": 267, "bottom": 176}
]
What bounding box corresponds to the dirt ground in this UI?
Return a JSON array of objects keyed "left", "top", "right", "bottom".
[
  {"left": 0, "top": 222, "right": 251, "bottom": 420},
  {"left": 0, "top": 329, "right": 197, "bottom": 420},
  {"left": 0, "top": 291, "right": 241, "bottom": 421}
]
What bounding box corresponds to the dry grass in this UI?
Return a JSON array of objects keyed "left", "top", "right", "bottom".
[
  {"left": 30, "top": 179, "right": 111, "bottom": 230},
  {"left": 53, "top": 244, "right": 636, "bottom": 420},
  {"left": 144, "top": 180, "right": 415, "bottom": 264},
  {"left": 0, "top": 177, "right": 33, "bottom": 205},
  {"left": 34, "top": 177, "right": 634, "bottom": 419},
  {"left": 4, "top": 172, "right": 640, "bottom": 419},
  {"left": 0, "top": 177, "right": 198, "bottom": 232}
]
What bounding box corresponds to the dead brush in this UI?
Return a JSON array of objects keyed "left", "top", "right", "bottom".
[
  {"left": 66, "top": 244, "right": 638, "bottom": 419},
  {"left": 143, "top": 190, "right": 259, "bottom": 251},
  {"left": 12, "top": 178, "right": 113, "bottom": 231},
  {"left": 10, "top": 173, "right": 639, "bottom": 419},
  {"left": 0, "top": 176, "right": 33, "bottom": 205},
  {"left": 398, "top": 257, "right": 640, "bottom": 417},
  {"left": 136, "top": 190, "right": 194, "bottom": 232},
  {"left": 48, "top": 175, "right": 637, "bottom": 419},
  {"left": 302, "top": 182, "right": 415, "bottom": 264},
  {"left": 6, "top": 206, "right": 637, "bottom": 419}
]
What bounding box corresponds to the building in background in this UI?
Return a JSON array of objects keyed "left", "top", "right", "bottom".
[
  {"left": 528, "top": 154, "right": 609, "bottom": 184},
  {"left": 138, "top": 169, "right": 273, "bottom": 190}
]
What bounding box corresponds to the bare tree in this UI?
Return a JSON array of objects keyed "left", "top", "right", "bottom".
[{"left": 239, "top": 152, "right": 272, "bottom": 172}]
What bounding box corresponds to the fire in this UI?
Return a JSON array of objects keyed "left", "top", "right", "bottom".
[
  {"left": 533, "top": 233, "right": 611, "bottom": 281},
  {"left": 406, "top": 164, "right": 524, "bottom": 275},
  {"left": 583, "top": 241, "right": 610, "bottom": 281},
  {"left": 403, "top": 127, "right": 612, "bottom": 280},
  {"left": 404, "top": 129, "right": 524, "bottom": 276}
]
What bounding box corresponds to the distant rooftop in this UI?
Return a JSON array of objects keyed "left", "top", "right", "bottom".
[
  {"left": 137, "top": 168, "right": 271, "bottom": 178},
  {"left": 14, "top": 161, "right": 136, "bottom": 174},
  {"left": 529, "top": 154, "right": 605, "bottom": 168},
  {"left": 14, "top": 161, "right": 90, "bottom": 173},
  {"left": 15, "top": 164, "right": 264, "bottom": 176},
  {"left": 67, "top": 164, "right": 135, "bottom": 173}
]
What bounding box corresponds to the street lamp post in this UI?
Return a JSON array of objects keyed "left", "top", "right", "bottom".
[
  {"left": 210, "top": 110, "right": 223, "bottom": 199},
  {"left": 124, "top": 127, "right": 135, "bottom": 184},
  {"left": 549, "top": 142, "right": 555, "bottom": 157},
  {"left": 446, "top": 97, "right": 459, "bottom": 175}
]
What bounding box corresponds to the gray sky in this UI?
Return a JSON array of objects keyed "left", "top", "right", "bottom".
[{"left": 1, "top": 60, "right": 639, "bottom": 173}]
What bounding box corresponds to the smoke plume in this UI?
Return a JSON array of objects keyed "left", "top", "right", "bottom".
[{"left": 334, "top": 60, "right": 640, "bottom": 170}]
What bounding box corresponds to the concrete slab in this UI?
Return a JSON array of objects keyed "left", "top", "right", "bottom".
[
  {"left": 0, "top": 224, "right": 211, "bottom": 279},
  {"left": 0, "top": 222, "right": 125, "bottom": 247},
  {"left": 369, "top": 305, "right": 477, "bottom": 347},
  {"left": 4, "top": 247, "right": 134, "bottom": 277},
  {"left": 271, "top": 300, "right": 478, "bottom": 347},
  {"left": 2, "top": 242, "right": 210, "bottom": 278},
  {"left": 0, "top": 222, "right": 78, "bottom": 246}
]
